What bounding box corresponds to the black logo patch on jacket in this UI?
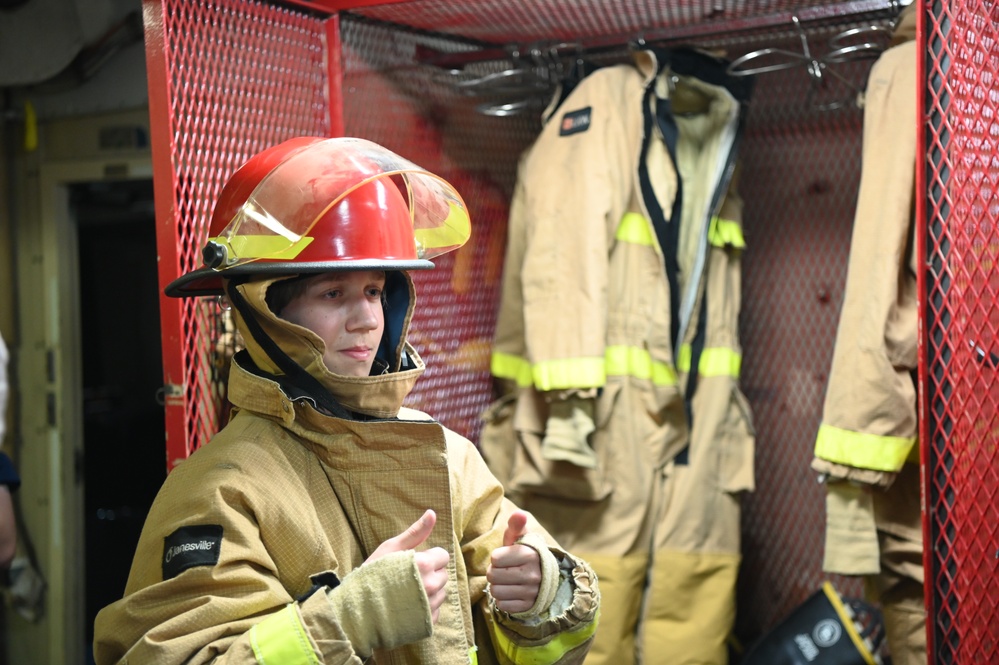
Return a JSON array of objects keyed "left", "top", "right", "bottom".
[
  {"left": 560, "top": 107, "right": 592, "bottom": 136},
  {"left": 162, "top": 525, "right": 223, "bottom": 580}
]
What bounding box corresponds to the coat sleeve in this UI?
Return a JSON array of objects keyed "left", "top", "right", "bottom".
[
  {"left": 449, "top": 432, "right": 600, "bottom": 664},
  {"left": 92, "top": 439, "right": 429, "bottom": 665},
  {"left": 812, "top": 41, "right": 919, "bottom": 484}
]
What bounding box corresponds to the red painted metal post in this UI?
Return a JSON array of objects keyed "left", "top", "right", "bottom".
[{"left": 142, "top": 0, "right": 188, "bottom": 471}]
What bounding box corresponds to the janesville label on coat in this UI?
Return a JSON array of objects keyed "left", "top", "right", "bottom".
[
  {"left": 560, "top": 107, "right": 592, "bottom": 136},
  {"left": 162, "top": 524, "right": 223, "bottom": 580}
]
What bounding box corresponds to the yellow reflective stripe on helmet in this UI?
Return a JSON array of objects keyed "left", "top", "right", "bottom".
[
  {"left": 606, "top": 345, "right": 678, "bottom": 385},
  {"left": 213, "top": 235, "right": 315, "bottom": 262},
  {"left": 532, "top": 357, "right": 606, "bottom": 391},
  {"left": 413, "top": 200, "right": 472, "bottom": 256},
  {"left": 249, "top": 605, "right": 319, "bottom": 665},
  {"left": 676, "top": 345, "right": 742, "bottom": 377},
  {"left": 821, "top": 582, "right": 878, "bottom": 665},
  {"left": 814, "top": 423, "right": 917, "bottom": 472},
  {"left": 615, "top": 212, "right": 656, "bottom": 246},
  {"left": 488, "top": 611, "right": 598, "bottom": 665},
  {"left": 491, "top": 352, "right": 535, "bottom": 387},
  {"left": 708, "top": 216, "right": 746, "bottom": 249}
]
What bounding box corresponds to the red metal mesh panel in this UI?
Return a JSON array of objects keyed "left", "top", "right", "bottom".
[
  {"left": 340, "top": 16, "right": 539, "bottom": 441},
  {"left": 731, "top": 25, "right": 876, "bottom": 642},
  {"left": 348, "top": 0, "right": 895, "bottom": 47},
  {"left": 145, "top": 0, "right": 331, "bottom": 468},
  {"left": 925, "top": 2, "right": 999, "bottom": 663}
]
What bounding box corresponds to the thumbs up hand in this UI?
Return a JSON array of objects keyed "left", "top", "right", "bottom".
[
  {"left": 486, "top": 511, "right": 542, "bottom": 614},
  {"left": 367, "top": 509, "right": 450, "bottom": 623}
]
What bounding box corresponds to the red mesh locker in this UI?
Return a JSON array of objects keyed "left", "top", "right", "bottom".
[
  {"left": 923, "top": 3, "right": 999, "bottom": 663},
  {"left": 143, "top": 0, "right": 336, "bottom": 468}
]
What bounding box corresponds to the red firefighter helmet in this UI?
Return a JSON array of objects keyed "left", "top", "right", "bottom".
[{"left": 165, "top": 137, "right": 471, "bottom": 297}]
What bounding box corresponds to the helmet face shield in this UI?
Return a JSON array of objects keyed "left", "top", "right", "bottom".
[{"left": 208, "top": 137, "right": 471, "bottom": 269}]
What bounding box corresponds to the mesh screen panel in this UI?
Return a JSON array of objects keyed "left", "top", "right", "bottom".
[
  {"left": 925, "top": 3, "right": 999, "bottom": 663},
  {"left": 348, "top": 0, "right": 893, "bottom": 46},
  {"left": 145, "top": 0, "right": 331, "bottom": 467}
]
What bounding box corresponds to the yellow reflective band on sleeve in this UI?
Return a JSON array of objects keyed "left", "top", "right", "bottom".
[
  {"left": 214, "top": 235, "right": 315, "bottom": 262},
  {"left": 821, "top": 582, "right": 877, "bottom": 665},
  {"left": 532, "top": 357, "right": 606, "bottom": 391},
  {"left": 814, "top": 423, "right": 917, "bottom": 473},
  {"left": 249, "top": 604, "right": 320, "bottom": 665},
  {"left": 606, "top": 345, "right": 678, "bottom": 385},
  {"left": 492, "top": 352, "right": 535, "bottom": 387},
  {"left": 615, "top": 212, "right": 656, "bottom": 246},
  {"left": 469, "top": 646, "right": 479, "bottom": 664},
  {"left": 708, "top": 216, "right": 746, "bottom": 249},
  {"left": 676, "top": 345, "right": 742, "bottom": 378},
  {"left": 488, "top": 611, "right": 598, "bottom": 665}
]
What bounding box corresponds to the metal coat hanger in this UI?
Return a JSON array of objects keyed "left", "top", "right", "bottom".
[{"left": 726, "top": 16, "right": 882, "bottom": 111}]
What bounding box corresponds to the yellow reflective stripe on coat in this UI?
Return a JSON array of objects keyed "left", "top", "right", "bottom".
[
  {"left": 492, "top": 347, "right": 678, "bottom": 390},
  {"left": 492, "top": 351, "right": 535, "bottom": 387},
  {"left": 605, "top": 345, "right": 677, "bottom": 385},
  {"left": 615, "top": 211, "right": 656, "bottom": 246},
  {"left": 676, "top": 344, "right": 742, "bottom": 378},
  {"left": 708, "top": 216, "right": 746, "bottom": 249},
  {"left": 532, "top": 357, "right": 606, "bottom": 391},
  {"left": 489, "top": 612, "right": 598, "bottom": 665},
  {"left": 814, "top": 423, "right": 917, "bottom": 472},
  {"left": 249, "top": 604, "right": 319, "bottom": 665}
]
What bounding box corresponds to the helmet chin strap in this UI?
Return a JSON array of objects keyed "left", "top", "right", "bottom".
[{"left": 225, "top": 277, "right": 354, "bottom": 420}]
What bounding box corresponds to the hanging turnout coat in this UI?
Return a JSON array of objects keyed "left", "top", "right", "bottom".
[
  {"left": 94, "top": 273, "right": 600, "bottom": 665},
  {"left": 483, "top": 47, "right": 755, "bottom": 665},
  {"left": 811, "top": 7, "right": 925, "bottom": 664}
]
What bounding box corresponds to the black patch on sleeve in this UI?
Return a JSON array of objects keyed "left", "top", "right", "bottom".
[
  {"left": 162, "top": 525, "right": 223, "bottom": 580},
  {"left": 559, "top": 106, "right": 592, "bottom": 136}
]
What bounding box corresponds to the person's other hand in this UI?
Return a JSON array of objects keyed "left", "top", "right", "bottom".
[
  {"left": 367, "top": 509, "right": 450, "bottom": 623},
  {"left": 486, "top": 511, "right": 541, "bottom": 614}
]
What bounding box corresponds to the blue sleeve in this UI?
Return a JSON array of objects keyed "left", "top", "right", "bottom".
[{"left": 0, "top": 452, "right": 20, "bottom": 490}]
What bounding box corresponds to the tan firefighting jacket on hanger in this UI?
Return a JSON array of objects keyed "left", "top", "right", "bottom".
[
  {"left": 812, "top": 9, "right": 919, "bottom": 575},
  {"left": 94, "top": 274, "right": 599, "bottom": 665},
  {"left": 484, "top": 47, "right": 755, "bottom": 664}
]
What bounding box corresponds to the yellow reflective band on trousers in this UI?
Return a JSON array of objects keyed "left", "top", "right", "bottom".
[
  {"left": 708, "top": 216, "right": 745, "bottom": 249},
  {"left": 814, "top": 423, "right": 917, "bottom": 472},
  {"left": 491, "top": 347, "right": 678, "bottom": 390},
  {"left": 676, "top": 345, "right": 742, "bottom": 378},
  {"left": 489, "top": 611, "right": 599, "bottom": 665},
  {"left": 249, "top": 604, "right": 319, "bottom": 665}
]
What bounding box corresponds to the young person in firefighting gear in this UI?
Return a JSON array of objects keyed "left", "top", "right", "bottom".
[
  {"left": 811, "top": 6, "right": 924, "bottom": 665},
  {"left": 481, "top": 46, "right": 754, "bottom": 665},
  {"left": 92, "top": 137, "right": 599, "bottom": 665}
]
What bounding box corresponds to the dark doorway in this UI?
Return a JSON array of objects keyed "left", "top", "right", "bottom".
[{"left": 73, "top": 179, "right": 166, "bottom": 662}]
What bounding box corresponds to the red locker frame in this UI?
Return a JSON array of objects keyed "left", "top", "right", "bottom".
[{"left": 142, "top": 0, "right": 999, "bottom": 661}]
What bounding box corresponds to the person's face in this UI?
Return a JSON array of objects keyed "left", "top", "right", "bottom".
[{"left": 278, "top": 270, "right": 387, "bottom": 377}]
